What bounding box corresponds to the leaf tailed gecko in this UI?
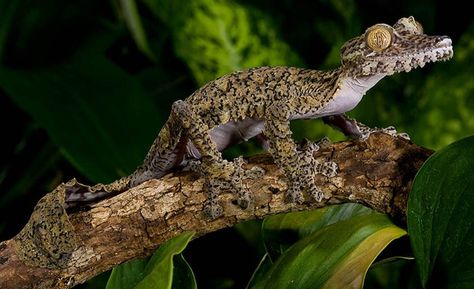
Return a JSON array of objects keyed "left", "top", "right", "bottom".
[{"left": 65, "top": 17, "right": 453, "bottom": 218}]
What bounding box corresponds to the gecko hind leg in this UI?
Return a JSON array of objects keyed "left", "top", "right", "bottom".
[
  {"left": 170, "top": 100, "right": 255, "bottom": 219},
  {"left": 323, "top": 114, "right": 410, "bottom": 140}
]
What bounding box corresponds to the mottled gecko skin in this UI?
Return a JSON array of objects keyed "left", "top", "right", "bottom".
[{"left": 65, "top": 17, "right": 453, "bottom": 218}]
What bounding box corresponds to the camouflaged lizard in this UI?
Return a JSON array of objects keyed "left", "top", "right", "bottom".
[{"left": 65, "top": 16, "right": 453, "bottom": 218}]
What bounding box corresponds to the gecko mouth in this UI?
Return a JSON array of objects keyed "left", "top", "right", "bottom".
[
  {"left": 371, "top": 37, "right": 453, "bottom": 75},
  {"left": 404, "top": 43, "right": 453, "bottom": 71},
  {"left": 422, "top": 37, "right": 454, "bottom": 62}
]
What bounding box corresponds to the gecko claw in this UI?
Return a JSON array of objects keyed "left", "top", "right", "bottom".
[
  {"left": 236, "top": 191, "right": 252, "bottom": 209},
  {"left": 317, "top": 160, "right": 338, "bottom": 178},
  {"left": 316, "top": 136, "right": 332, "bottom": 149},
  {"left": 285, "top": 186, "right": 305, "bottom": 204},
  {"left": 358, "top": 124, "right": 411, "bottom": 141},
  {"left": 309, "top": 187, "right": 325, "bottom": 202}
]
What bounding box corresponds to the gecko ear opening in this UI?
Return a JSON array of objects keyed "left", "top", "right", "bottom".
[{"left": 365, "top": 24, "right": 393, "bottom": 52}]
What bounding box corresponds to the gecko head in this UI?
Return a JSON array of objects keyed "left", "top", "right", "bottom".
[{"left": 340, "top": 16, "right": 453, "bottom": 77}]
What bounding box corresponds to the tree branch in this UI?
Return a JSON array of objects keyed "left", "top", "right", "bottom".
[{"left": 0, "top": 133, "right": 432, "bottom": 289}]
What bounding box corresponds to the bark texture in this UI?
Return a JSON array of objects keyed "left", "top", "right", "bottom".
[{"left": 0, "top": 134, "right": 432, "bottom": 289}]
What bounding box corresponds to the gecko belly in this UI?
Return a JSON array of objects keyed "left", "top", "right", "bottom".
[{"left": 185, "top": 118, "right": 265, "bottom": 159}]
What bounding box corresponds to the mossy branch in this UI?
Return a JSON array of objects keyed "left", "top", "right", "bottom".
[{"left": 0, "top": 133, "right": 431, "bottom": 289}]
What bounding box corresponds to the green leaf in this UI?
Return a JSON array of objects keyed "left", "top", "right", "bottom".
[
  {"left": 106, "top": 258, "right": 149, "bottom": 289},
  {"left": 246, "top": 254, "right": 273, "bottom": 289},
  {"left": 262, "top": 204, "right": 374, "bottom": 260},
  {"left": 234, "top": 220, "right": 265, "bottom": 254},
  {"left": 134, "top": 231, "right": 195, "bottom": 289},
  {"left": 0, "top": 44, "right": 163, "bottom": 183},
  {"left": 106, "top": 232, "right": 195, "bottom": 289},
  {"left": 365, "top": 258, "right": 420, "bottom": 289},
  {"left": 252, "top": 214, "right": 406, "bottom": 289},
  {"left": 252, "top": 204, "right": 370, "bottom": 288},
  {"left": 171, "top": 254, "right": 197, "bottom": 289},
  {"left": 85, "top": 271, "right": 114, "bottom": 289},
  {"left": 408, "top": 135, "right": 474, "bottom": 288}
]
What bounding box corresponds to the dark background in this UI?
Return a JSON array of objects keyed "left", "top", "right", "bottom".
[{"left": 0, "top": 0, "right": 472, "bottom": 288}]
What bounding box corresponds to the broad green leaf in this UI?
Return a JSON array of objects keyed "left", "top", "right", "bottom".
[
  {"left": 408, "top": 135, "right": 474, "bottom": 288},
  {"left": 0, "top": 44, "right": 163, "bottom": 183},
  {"left": 106, "top": 258, "right": 148, "bottom": 289},
  {"left": 105, "top": 232, "right": 195, "bottom": 289},
  {"left": 262, "top": 203, "right": 374, "bottom": 260},
  {"left": 142, "top": 0, "right": 303, "bottom": 85},
  {"left": 134, "top": 231, "right": 195, "bottom": 289},
  {"left": 171, "top": 254, "right": 197, "bottom": 289},
  {"left": 86, "top": 271, "right": 115, "bottom": 289},
  {"left": 365, "top": 258, "right": 420, "bottom": 289},
  {"left": 234, "top": 220, "right": 265, "bottom": 254},
  {"left": 246, "top": 254, "right": 273, "bottom": 289},
  {"left": 251, "top": 214, "right": 406, "bottom": 289},
  {"left": 322, "top": 227, "right": 405, "bottom": 289}
]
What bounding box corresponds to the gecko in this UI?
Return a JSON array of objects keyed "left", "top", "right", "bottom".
[{"left": 65, "top": 16, "right": 453, "bottom": 218}]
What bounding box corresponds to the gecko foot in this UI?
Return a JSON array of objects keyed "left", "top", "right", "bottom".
[
  {"left": 285, "top": 185, "right": 305, "bottom": 204},
  {"left": 202, "top": 175, "right": 233, "bottom": 219},
  {"left": 381, "top": 126, "right": 411, "bottom": 140},
  {"left": 286, "top": 139, "right": 338, "bottom": 203},
  {"left": 358, "top": 124, "right": 410, "bottom": 141},
  {"left": 232, "top": 156, "right": 264, "bottom": 209},
  {"left": 189, "top": 160, "right": 229, "bottom": 219},
  {"left": 316, "top": 136, "right": 333, "bottom": 149},
  {"left": 314, "top": 159, "right": 338, "bottom": 178},
  {"left": 306, "top": 159, "right": 338, "bottom": 202},
  {"left": 190, "top": 157, "right": 263, "bottom": 218},
  {"left": 203, "top": 196, "right": 224, "bottom": 220}
]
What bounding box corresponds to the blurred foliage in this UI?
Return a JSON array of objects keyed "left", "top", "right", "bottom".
[
  {"left": 142, "top": 0, "right": 303, "bottom": 85},
  {"left": 0, "top": 0, "right": 473, "bottom": 288},
  {"left": 412, "top": 24, "right": 474, "bottom": 148}
]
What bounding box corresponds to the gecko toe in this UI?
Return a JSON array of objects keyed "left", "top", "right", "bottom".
[{"left": 204, "top": 201, "right": 223, "bottom": 219}]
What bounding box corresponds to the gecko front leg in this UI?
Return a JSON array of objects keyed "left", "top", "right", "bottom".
[
  {"left": 265, "top": 102, "right": 337, "bottom": 203},
  {"left": 170, "top": 100, "right": 256, "bottom": 219},
  {"left": 297, "top": 139, "right": 338, "bottom": 201}
]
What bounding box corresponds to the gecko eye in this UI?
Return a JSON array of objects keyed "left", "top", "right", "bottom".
[{"left": 365, "top": 25, "right": 392, "bottom": 52}]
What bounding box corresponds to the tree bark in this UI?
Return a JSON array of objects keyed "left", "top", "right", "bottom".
[{"left": 0, "top": 133, "right": 432, "bottom": 289}]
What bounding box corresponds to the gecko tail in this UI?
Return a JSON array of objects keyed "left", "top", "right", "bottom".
[
  {"left": 63, "top": 121, "right": 187, "bottom": 209},
  {"left": 63, "top": 176, "right": 131, "bottom": 208}
]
